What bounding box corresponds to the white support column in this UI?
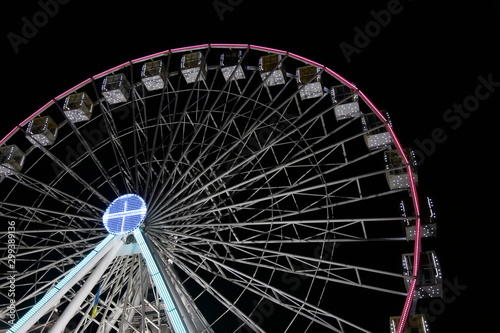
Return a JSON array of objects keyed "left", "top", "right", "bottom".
[
  {"left": 162, "top": 264, "right": 213, "bottom": 333},
  {"left": 49, "top": 238, "right": 123, "bottom": 333},
  {"left": 7, "top": 235, "right": 120, "bottom": 333},
  {"left": 136, "top": 229, "right": 213, "bottom": 333},
  {"left": 133, "top": 229, "right": 193, "bottom": 333}
]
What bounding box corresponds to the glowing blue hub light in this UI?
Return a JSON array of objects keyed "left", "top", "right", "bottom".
[{"left": 103, "top": 194, "right": 147, "bottom": 235}]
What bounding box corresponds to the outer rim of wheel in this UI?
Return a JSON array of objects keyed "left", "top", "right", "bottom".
[{"left": 1, "top": 43, "right": 422, "bottom": 333}]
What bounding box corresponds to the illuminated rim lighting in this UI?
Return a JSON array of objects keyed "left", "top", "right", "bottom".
[
  {"left": 103, "top": 194, "right": 147, "bottom": 235},
  {"left": 1, "top": 44, "right": 423, "bottom": 333}
]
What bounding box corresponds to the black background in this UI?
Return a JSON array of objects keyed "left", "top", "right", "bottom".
[{"left": 2, "top": 0, "right": 499, "bottom": 332}]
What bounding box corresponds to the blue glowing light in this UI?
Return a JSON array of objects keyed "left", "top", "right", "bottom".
[{"left": 103, "top": 194, "right": 147, "bottom": 235}]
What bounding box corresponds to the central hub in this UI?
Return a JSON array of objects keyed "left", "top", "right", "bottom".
[{"left": 103, "top": 194, "right": 147, "bottom": 236}]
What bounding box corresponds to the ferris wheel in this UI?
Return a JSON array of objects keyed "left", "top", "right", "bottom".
[{"left": 0, "top": 44, "right": 441, "bottom": 333}]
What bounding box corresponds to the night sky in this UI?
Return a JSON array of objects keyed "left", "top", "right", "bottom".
[{"left": 3, "top": 0, "right": 499, "bottom": 332}]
